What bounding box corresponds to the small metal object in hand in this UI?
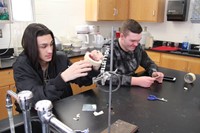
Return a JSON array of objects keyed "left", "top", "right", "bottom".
[{"left": 147, "top": 95, "right": 168, "bottom": 102}]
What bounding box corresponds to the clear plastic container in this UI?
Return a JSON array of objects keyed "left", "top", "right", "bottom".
[{"left": 140, "top": 26, "right": 150, "bottom": 49}]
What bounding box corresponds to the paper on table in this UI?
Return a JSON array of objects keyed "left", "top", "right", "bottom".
[{"left": 82, "top": 104, "right": 97, "bottom": 111}]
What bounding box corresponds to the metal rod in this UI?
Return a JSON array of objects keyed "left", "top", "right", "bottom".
[
  {"left": 22, "top": 109, "right": 32, "bottom": 133},
  {"left": 42, "top": 123, "right": 49, "bottom": 133},
  {"left": 7, "top": 90, "right": 19, "bottom": 102},
  {"left": 18, "top": 90, "right": 33, "bottom": 133},
  {"left": 35, "top": 100, "right": 52, "bottom": 133},
  {"left": 107, "top": 27, "right": 115, "bottom": 133},
  {"left": 6, "top": 94, "right": 15, "bottom": 133},
  {"left": 49, "top": 117, "right": 74, "bottom": 133},
  {"left": 35, "top": 100, "right": 75, "bottom": 133}
]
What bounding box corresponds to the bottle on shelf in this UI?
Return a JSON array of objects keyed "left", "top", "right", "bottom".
[
  {"left": 182, "top": 36, "right": 190, "bottom": 50},
  {"left": 115, "top": 27, "right": 121, "bottom": 39},
  {"left": 140, "top": 26, "right": 151, "bottom": 49},
  {"left": 93, "top": 26, "right": 104, "bottom": 49}
]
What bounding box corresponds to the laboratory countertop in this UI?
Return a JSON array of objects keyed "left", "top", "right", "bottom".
[
  {"left": 1, "top": 67, "right": 200, "bottom": 133},
  {"left": 0, "top": 49, "right": 95, "bottom": 70},
  {"left": 1, "top": 46, "right": 200, "bottom": 70},
  {"left": 146, "top": 48, "right": 200, "bottom": 58}
]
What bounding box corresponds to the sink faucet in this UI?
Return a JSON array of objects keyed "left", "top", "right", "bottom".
[
  {"left": 6, "top": 91, "right": 17, "bottom": 133},
  {"left": 6, "top": 90, "right": 33, "bottom": 133},
  {"left": 35, "top": 100, "right": 89, "bottom": 133}
]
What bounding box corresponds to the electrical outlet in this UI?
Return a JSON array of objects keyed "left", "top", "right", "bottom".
[{"left": 0, "top": 29, "right": 2, "bottom": 38}]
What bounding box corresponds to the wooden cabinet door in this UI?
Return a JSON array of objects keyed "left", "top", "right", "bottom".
[
  {"left": 129, "top": 0, "right": 144, "bottom": 21},
  {"left": 129, "top": 0, "right": 165, "bottom": 22},
  {"left": 85, "top": 0, "right": 98, "bottom": 21},
  {"left": 160, "top": 54, "right": 188, "bottom": 72},
  {"left": 0, "top": 69, "right": 18, "bottom": 120},
  {"left": 98, "top": 0, "right": 116, "bottom": 20},
  {"left": 114, "top": 0, "right": 129, "bottom": 20},
  {"left": 85, "top": 0, "right": 128, "bottom": 21},
  {"left": 187, "top": 58, "right": 200, "bottom": 75},
  {"left": 0, "top": 69, "right": 15, "bottom": 87},
  {"left": 146, "top": 51, "right": 160, "bottom": 65},
  {"left": 0, "top": 86, "right": 11, "bottom": 120},
  {"left": 85, "top": 0, "right": 115, "bottom": 21}
]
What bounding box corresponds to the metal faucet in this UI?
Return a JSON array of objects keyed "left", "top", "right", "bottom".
[
  {"left": 6, "top": 90, "right": 33, "bottom": 133},
  {"left": 6, "top": 91, "right": 17, "bottom": 133},
  {"left": 35, "top": 100, "right": 89, "bottom": 133}
]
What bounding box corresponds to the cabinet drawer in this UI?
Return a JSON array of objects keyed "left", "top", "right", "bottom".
[
  {"left": 70, "top": 56, "right": 84, "bottom": 63},
  {"left": 160, "top": 54, "right": 188, "bottom": 72},
  {"left": 146, "top": 51, "right": 160, "bottom": 64},
  {"left": 0, "top": 69, "right": 15, "bottom": 87},
  {"left": 0, "top": 84, "right": 18, "bottom": 120}
]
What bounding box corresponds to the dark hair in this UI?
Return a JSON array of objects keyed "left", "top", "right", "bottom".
[
  {"left": 121, "top": 19, "right": 142, "bottom": 37},
  {"left": 21, "top": 23, "right": 56, "bottom": 69}
]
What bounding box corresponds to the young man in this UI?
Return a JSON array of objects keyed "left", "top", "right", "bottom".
[
  {"left": 102, "top": 19, "right": 164, "bottom": 88},
  {"left": 13, "top": 23, "right": 103, "bottom": 111}
]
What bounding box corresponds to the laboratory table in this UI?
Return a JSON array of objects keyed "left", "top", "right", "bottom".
[
  {"left": 0, "top": 67, "right": 200, "bottom": 133},
  {"left": 53, "top": 67, "right": 200, "bottom": 133}
]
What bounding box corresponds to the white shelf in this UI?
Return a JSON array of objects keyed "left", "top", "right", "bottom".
[{"left": 0, "top": 20, "right": 11, "bottom": 24}]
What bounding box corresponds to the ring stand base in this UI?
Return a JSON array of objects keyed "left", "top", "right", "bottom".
[{"left": 101, "top": 119, "right": 138, "bottom": 133}]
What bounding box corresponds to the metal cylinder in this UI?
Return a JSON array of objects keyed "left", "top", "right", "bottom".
[
  {"left": 6, "top": 92, "right": 15, "bottom": 133},
  {"left": 50, "top": 117, "right": 74, "bottom": 133},
  {"left": 35, "top": 100, "right": 75, "bottom": 133},
  {"left": 35, "top": 100, "right": 53, "bottom": 133},
  {"left": 18, "top": 90, "right": 33, "bottom": 133}
]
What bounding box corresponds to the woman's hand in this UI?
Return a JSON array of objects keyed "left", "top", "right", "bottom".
[{"left": 61, "top": 60, "right": 92, "bottom": 82}]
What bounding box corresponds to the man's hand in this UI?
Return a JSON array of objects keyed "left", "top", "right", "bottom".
[
  {"left": 152, "top": 72, "right": 164, "bottom": 83},
  {"left": 61, "top": 60, "right": 92, "bottom": 82},
  {"left": 131, "top": 76, "right": 156, "bottom": 88}
]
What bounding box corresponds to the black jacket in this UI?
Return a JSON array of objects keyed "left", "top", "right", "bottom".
[
  {"left": 13, "top": 51, "right": 98, "bottom": 111},
  {"left": 101, "top": 40, "right": 158, "bottom": 86}
]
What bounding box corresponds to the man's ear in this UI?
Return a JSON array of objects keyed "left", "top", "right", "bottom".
[{"left": 120, "top": 33, "right": 124, "bottom": 38}]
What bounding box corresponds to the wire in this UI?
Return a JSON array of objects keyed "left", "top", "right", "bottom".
[{"left": 96, "top": 71, "right": 121, "bottom": 93}]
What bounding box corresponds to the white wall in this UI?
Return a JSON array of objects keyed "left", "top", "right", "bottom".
[
  {"left": 141, "top": 0, "right": 200, "bottom": 44},
  {"left": 0, "top": 0, "right": 200, "bottom": 50}
]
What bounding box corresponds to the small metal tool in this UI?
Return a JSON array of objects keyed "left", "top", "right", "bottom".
[{"left": 147, "top": 95, "right": 168, "bottom": 102}]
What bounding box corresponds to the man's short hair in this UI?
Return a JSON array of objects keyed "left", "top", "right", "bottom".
[{"left": 121, "top": 19, "right": 143, "bottom": 37}]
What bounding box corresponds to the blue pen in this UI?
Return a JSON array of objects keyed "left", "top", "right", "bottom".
[{"left": 147, "top": 95, "right": 168, "bottom": 102}]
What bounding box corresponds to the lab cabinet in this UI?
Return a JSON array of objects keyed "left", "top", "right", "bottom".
[
  {"left": 0, "top": 69, "right": 18, "bottom": 120},
  {"left": 129, "top": 0, "right": 165, "bottom": 22},
  {"left": 160, "top": 53, "right": 200, "bottom": 74},
  {"left": 146, "top": 51, "right": 160, "bottom": 65},
  {"left": 160, "top": 53, "right": 188, "bottom": 72},
  {"left": 187, "top": 59, "right": 200, "bottom": 75},
  {"left": 85, "top": 0, "right": 129, "bottom": 21},
  {"left": 147, "top": 50, "right": 200, "bottom": 75}
]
